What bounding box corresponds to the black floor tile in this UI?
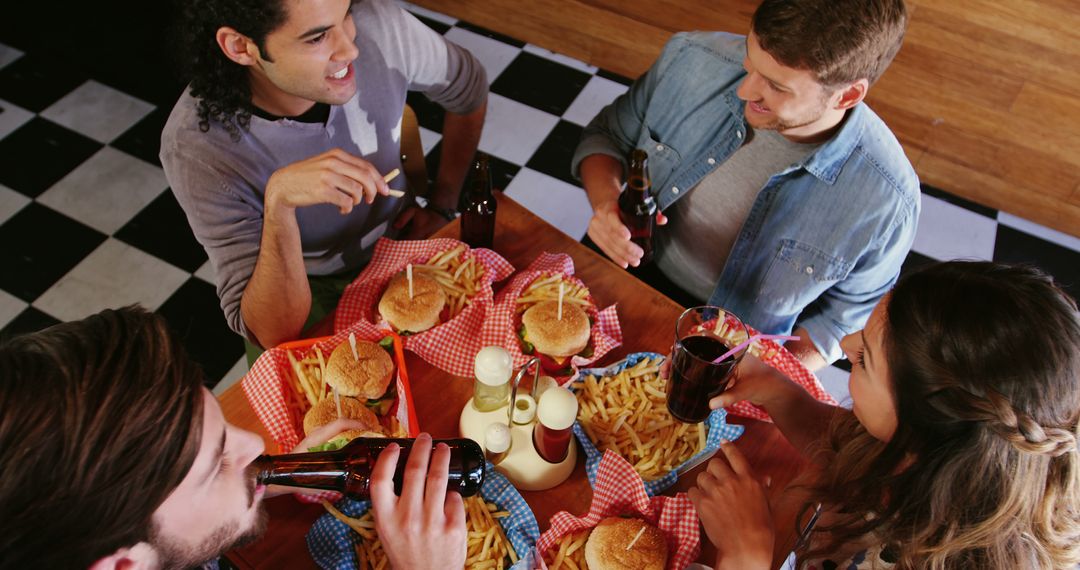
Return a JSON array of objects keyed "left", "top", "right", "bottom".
[
  {"left": 0, "top": 117, "right": 102, "bottom": 198},
  {"left": 597, "top": 68, "right": 634, "bottom": 86},
  {"left": 157, "top": 278, "right": 245, "bottom": 387},
  {"left": 491, "top": 52, "right": 591, "bottom": 116},
  {"left": 454, "top": 21, "right": 525, "bottom": 48},
  {"left": 993, "top": 225, "right": 1080, "bottom": 302},
  {"left": 0, "top": 203, "right": 106, "bottom": 302},
  {"left": 526, "top": 120, "right": 584, "bottom": 185},
  {"left": 0, "top": 53, "right": 88, "bottom": 113},
  {"left": 410, "top": 13, "right": 451, "bottom": 35},
  {"left": 110, "top": 107, "right": 170, "bottom": 167},
  {"left": 832, "top": 358, "right": 852, "bottom": 373},
  {"left": 0, "top": 306, "right": 61, "bottom": 341},
  {"left": 406, "top": 91, "right": 446, "bottom": 133},
  {"left": 899, "top": 250, "right": 938, "bottom": 278},
  {"left": 115, "top": 190, "right": 208, "bottom": 273},
  {"left": 921, "top": 184, "right": 997, "bottom": 219},
  {"left": 424, "top": 142, "right": 521, "bottom": 209}
]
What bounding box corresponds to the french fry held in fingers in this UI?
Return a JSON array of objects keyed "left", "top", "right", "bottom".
[
  {"left": 410, "top": 244, "right": 487, "bottom": 321},
  {"left": 573, "top": 357, "right": 707, "bottom": 481},
  {"left": 515, "top": 273, "right": 592, "bottom": 314},
  {"left": 542, "top": 528, "right": 591, "bottom": 570},
  {"left": 323, "top": 496, "right": 514, "bottom": 569}
]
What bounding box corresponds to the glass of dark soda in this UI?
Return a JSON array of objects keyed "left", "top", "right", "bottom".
[{"left": 666, "top": 306, "right": 749, "bottom": 423}]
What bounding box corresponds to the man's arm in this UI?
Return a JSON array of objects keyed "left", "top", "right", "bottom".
[{"left": 784, "top": 327, "right": 828, "bottom": 371}]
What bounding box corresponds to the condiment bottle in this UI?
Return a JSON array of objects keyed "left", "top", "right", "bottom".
[
  {"left": 461, "top": 152, "right": 497, "bottom": 249},
  {"left": 532, "top": 387, "right": 578, "bottom": 463},
  {"left": 253, "top": 437, "right": 485, "bottom": 498},
  {"left": 617, "top": 149, "right": 658, "bottom": 264},
  {"left": 484, "top": 422, "right": 512, "bottom": 465},
  {"left": 473, "top": 346, "right": 513, "bottom": 412}
]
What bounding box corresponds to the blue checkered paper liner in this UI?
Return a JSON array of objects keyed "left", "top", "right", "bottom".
[
  {"left": 570, "top": 352, "right": 745, "bottom": 496},
  {"left": 307, "top": 463, "right": 540, "bottom": 569}
]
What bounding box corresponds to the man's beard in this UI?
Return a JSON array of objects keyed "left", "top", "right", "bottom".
[
  {"left": 151, "top": 506, "right": 269, "bottom": 570},
  {"left": 747, "top": 96, "right": 830, "bottom": 132}
]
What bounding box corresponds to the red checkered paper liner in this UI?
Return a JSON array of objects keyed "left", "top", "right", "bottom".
[
  {"left": 533, "top": 450, "right": 700, "bottom": 570},
  {"left": 242, "top": 324, "right": 420, "bottom": 503},
  {"left": 483, "top": 252, "right": 623, "bottom": 374},
  {"left": 720, "top": 322, "right": 837, "bottom": 421},
  {"left": 332, "top": 237, "right": 515, "bottom": 377}
]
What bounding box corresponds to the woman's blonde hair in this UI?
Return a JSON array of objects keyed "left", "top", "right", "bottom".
[{"left": 802, "top": 261, "right": 1080, "bottom": 568}]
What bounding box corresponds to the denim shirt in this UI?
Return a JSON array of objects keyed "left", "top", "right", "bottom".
[{"left": 572, "top": 32, "right": 920, "bottom": 362}]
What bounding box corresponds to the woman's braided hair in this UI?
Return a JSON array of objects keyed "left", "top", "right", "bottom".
[
  {"left": 174, "top": 0, "right": 288, "bottom": 140},
  {"left": 803, "top": 261, "right": 1080, "bottom": 569}
]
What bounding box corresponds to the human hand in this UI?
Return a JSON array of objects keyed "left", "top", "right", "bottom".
[
  {"left": 393, "top": 205, "right": 452, "bottom": 240},
  {"left": 265, "top": 149, "right": 391, "bottom": 215},
  {"left": 586, "top": 201, "right": 667, "bottom": 269},
  {"left": 688, "top": 441, "right": 774, "bottom": 570},
  {"left": 370, "top": 433, "right": 467, "bottom": 570},
  {"left": 708, "top": 354, "right": 785, "bottom": 411}
]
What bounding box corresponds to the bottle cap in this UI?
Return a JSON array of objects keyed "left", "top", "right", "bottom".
[
  {"left": 512, "top": 394, "right": 537, "bottom": 424},
  {"left": 536, "top": 387, "right": 578, "bottom": 431},
  {"left": 474, "top": 346, "right": 512, "bottom": 386},
  {"left": 484, "top": 422, "right": 512, "bottom": 454}
]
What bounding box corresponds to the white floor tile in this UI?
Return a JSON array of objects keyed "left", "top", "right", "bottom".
[
  {"left": 523, "top": 44, "right": 598, "bottom": 75},
  {"left": 34, "top": 238, "right": 189, "bottom": 322},
  {"left": 0, "top": 98, "right": 34, "bottom": 140},
  {"left": 997, "top": 211, "right": 1080, "bottom": 254},
  {"left": 212, "top": 356, "right": 250, "bottom": 396},
  {"left": 816, "top": 364, "right": 851, "bottom": 407},
  {"left": 504, "top": 168, "right": 593, "bottom": 240},
  {"left": 912, "top": 194, "right": 997, "bottom": 261},
  {"left": 479, "top": 94, "right": 560, "bottom": 165},
  {"left": 0, "top": 43, "right": 22, "bottom": 70},
  {"left": 397, "top": 1, "right": 458, "bottom": 26},
  {"left": 418, "top": 126, "right": 442, "bottom": 155},
  {"left": 562, "top": 75, "right": 629, "bottom": 126},
  {"left": 194, "top": 260, "right": 216, "bottom": 285},
  {"left": 38, "top": 146, "right": 169, "bottom": 234},
  {"left": 444, "top": 27, "right": 522, "bottom": 84},
  {"left": 40, "top": 80, "right": 154, "bottom": 143},
  {"left": 0, "top": 288, "right": 28, "bottom": 331},
  {"left": 0, "top": 183, "right": 30, "bottom": 226}
]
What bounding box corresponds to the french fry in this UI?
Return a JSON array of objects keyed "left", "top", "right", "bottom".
[
  {"left": 409, "top": 245, "right": 486, "bottom": 322},
  {"left": 327, "top": 495, "right": 514, "bottom": 569},
  {"left": 543, "top": 528, "right": 590, "bottom": 570},
  {"left": 573, "top": 357, "right": 706, "bottom": 480}
]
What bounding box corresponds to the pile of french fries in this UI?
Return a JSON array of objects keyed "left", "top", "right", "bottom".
[
  {"left": 542, "top": 528, "right": 590, "bottom": 570},
  {"left": 514, "top": 273, "right": 592, "bottom": 314},
  {"left": 283, "top": 346, "right": 406, "bottom": 438},
  {"left": 706, "top": 309, "right": 780, "bottom": 361},
  {"left": 322, "top": 496, "right": 515, "bottom": 569},
  {"left": 574, "top": 357, "right": 706, "bottom": 481},
  {"left": 411, "top": 244, "right": 487, "bottom": 320}
]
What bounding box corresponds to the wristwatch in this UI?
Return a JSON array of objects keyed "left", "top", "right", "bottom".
[{"left": 425, "top": 204, "right": 458, "bottom": 221}]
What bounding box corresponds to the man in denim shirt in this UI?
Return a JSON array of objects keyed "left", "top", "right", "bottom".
[{"left": 573, "top": 0, "right": 920, "bottom": 368}]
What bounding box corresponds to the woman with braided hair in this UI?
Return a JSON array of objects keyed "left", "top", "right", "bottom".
[{"left": 685, "top": 261, "right": 1080, "bottom": 569}]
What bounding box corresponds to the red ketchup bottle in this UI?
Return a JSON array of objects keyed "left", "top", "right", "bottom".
[{"left": 532, "top": 387, "right": 579, "bottom": 463}]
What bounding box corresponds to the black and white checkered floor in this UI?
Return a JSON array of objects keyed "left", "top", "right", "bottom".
[{"left": 1, "top": 2, "right": 1077, "bottom": 401}]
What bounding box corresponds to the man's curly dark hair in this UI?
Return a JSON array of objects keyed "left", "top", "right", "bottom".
[{"left": 175, "top": 0, "right": 288, "bottom": 140}]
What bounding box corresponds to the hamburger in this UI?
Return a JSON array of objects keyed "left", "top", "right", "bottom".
[
  {"left": 518, "top": 300, "right": 592, "bottom": 375},
  {"left": 584, "top": 517, "right": 667, "bottom": 570},
  {"left": 378, "top": 271, "right": 446, "bottom": 333},
  {"left": 303, "top": 395, "right": 385, "bottom": 451},
  {"left": 324, "top": 338, "right": 396, "bottom": 415}
]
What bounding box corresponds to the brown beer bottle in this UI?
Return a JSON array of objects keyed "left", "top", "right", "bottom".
[
  {"left": 460, "top": 152, "right": 497, "bottom": 249},
  {"left": 618, "top": 149, "right": 658, "bottom": 264},
  {"left": 252, "top": 437, "right": 485, "bottom": 499}
]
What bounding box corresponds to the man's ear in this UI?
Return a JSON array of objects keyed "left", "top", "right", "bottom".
[
  {"left": 88, "top": 542, "right": 159, "bottom": 570},
  {"left": 834, "top": 79, "right": 869, "bottom": 111},
  {"left": 216, "top": 26, "right": 260, "bottom": 66}
]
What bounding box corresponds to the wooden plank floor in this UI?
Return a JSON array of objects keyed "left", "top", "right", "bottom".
[{"left": 415, "top": 0, "right": 1080, "bottom": 237}]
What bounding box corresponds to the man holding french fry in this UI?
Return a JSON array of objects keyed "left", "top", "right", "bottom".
[
  {"left": 161, "top": 0, "right": 488, "bottom": 353},
  {"left": 0, "top": 307, "right": 467, "bottom": 570}
]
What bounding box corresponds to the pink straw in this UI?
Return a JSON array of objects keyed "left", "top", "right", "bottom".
[{"left": 712, "top": 333, "right": 800, "bottom": 364}]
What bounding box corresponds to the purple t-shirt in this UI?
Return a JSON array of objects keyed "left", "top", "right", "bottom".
[{"left": 161, "top": 0, "right": 486, "bottom": 339}]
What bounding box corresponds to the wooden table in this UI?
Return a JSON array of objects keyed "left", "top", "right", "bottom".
[{"left": 220, "top": 194, "right": 809, "bottom": 569}]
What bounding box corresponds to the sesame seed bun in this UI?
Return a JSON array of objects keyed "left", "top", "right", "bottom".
[
  {"left": 324, "top": 339, "right": 394, "bottom": 400},
  {"left": 378, "top": 272, "right": 446, "bottom": 333},
  {"left": 521, "top": 301, "right": 590, "bottom": 358},
  {"left": 584, "top": 517, "right": 667, "bottom": 570}
]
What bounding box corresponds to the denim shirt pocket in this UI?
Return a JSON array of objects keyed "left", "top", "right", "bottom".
[
  {"left": 636, "top": 122, "right": 682, "bottom": 187},
  {"left": 757, "top": 239, "right": 853, "bottom": 311}
]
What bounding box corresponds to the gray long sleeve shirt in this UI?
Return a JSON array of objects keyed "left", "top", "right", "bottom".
[{"left": 160, "top": 0, "right": 487, "bottom": 339}]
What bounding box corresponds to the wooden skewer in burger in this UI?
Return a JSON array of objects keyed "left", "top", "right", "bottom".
[{"left": 378, "top": 263, "right": 447, "bottom": 334}]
